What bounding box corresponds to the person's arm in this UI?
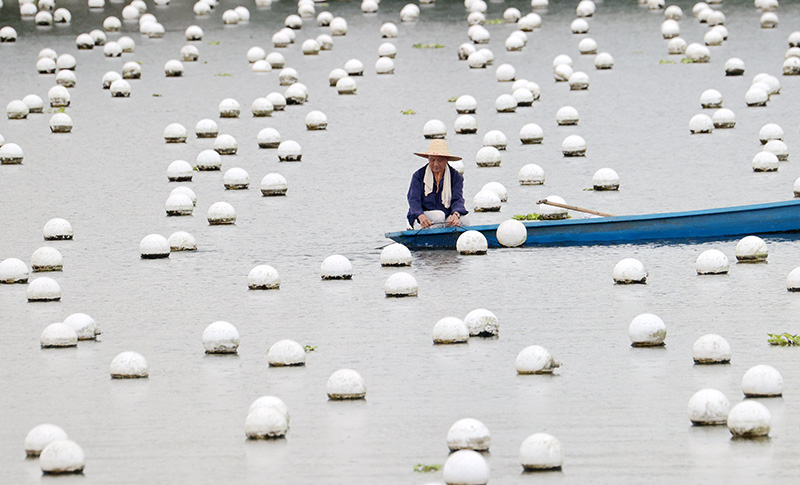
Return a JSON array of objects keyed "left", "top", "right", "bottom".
[{"left": 407, "top": 170, "right": 427, "bottom": 227}]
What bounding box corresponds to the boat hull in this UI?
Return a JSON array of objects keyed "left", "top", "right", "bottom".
[{"left": 385, "top": 200, "right": 800, "bottom": 249}]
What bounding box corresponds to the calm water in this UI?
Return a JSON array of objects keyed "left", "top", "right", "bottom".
[{"left": 2, "top": 0, "right": 800, "bottom": 483}]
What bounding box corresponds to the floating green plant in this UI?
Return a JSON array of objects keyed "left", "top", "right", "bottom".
[
  {"left": 401, "top": 109, "right": 417, "bottom": 115},
  {"left": 447, "top": 96, "right": 458, "bottom": 102},
  {"left": 485, "top": 18, "right": 504, "bottom": 24},
  {"left": 513, "top": 213, "right": 544, "bottom": 221},
  {"left": 681, "top": 57, "right": 695, "bottom": 64},
  {"left": 659, "top": 59, "right": 676, "bottom": 64},
  {"left": 413, "top": 43, "right": 445, "bottom": 49},
  {"left": 208, "top": 40, "right": 220, "bottom": 45},
  {"left": 304, "top": 345, "right": 318, "bottom": 352},
  {"left": 767, "top": 333, "right": 800, "bottom": 346},
  {"left": 152, "top": 93, "right": 162, "bottom": 97},
  {"left": 216, "top": 73, "right": 233, "bottom": 77},
  {"left": 413, "top": 464, "right": 441, "bottom": 473}
]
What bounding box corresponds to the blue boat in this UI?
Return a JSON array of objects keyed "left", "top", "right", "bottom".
[{"left": 385, "top": 199, "right": 800, "bottom": 249}]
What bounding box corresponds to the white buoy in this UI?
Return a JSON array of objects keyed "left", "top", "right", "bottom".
[
  {"left": 207, "top": 202, "right": 236, "bottom": 225},
  {"left": 6, "top": 100, "right": 29, "bottom": 120},
  {"left": 496, "top": 63, "right": 516, "bottom": 82},
  {"left": 495, "top": 94, "right": 517, "bottom": 113},
  {"left": 443, "top": 450, "right": 490, "bottom": 485},
  {"left": 613, "top": 258, "right": 647, "bottom": 284},
  {"left": 712, "top": 109, "right": 735, "bottom": 129},
  {"left": 447, "top": 418, "right": 490, "bottom": 451},
  {"left": 277, "top": 140, "right": 302, "bottom": 162},
  {"left": 455, "top": 115, "right": 477, "bottom": 134},
  {"left": 139, "top": 234, "right": 170, "bottom": 259},
  {"left": 763, "top": 140, "right": 789, "bottom": 161},
  {"left": 496, "top": 219, "right": 526, "bottom": 248},
  {"left": 482, "top": 131, "right": 507, "bottom": 151},
  {"left": 0, "top": 258, "right": 29, "bottom": 283},
  {"left": 0, "top": 142, "right": 20, "bottom": 164},
  {"left": 23, "top": 95, "right": 43, "bottom": 114},
  {"left": 515, "top": 345, "right": 560, "bottom": 374},
  {"left": 628, "top": 313, "right": 666, "bottom": 346},
  {"left": 327, "top": 369, "right": 366, "bottom": 399},
  {"left": 245, "top": 407, "right": 289, "bottom": 439},
  {"left": 685, "top": 43, "right": 710, "bottom": 62},
  {"left": 60, "top": 313, "right": 98, "bottom": 341},
  {"left": 163, "top": 123, "right": 187, "bottom": 143},
  {"left": 561, "top": 135, "right": 587, "bottom": 156},
  {"left": 384, "top": 272, "right": 418, "bottom": 297},
  {"left": 196, "top": 150, "right": 221, "bottom": 171},
  {"left": 456, "top": 231, "right": 488, "bottom": 255},
  {"left": 321, "top": 255, "right": 352, "bottom": 280},
  {"left": 464, "top": 308, "right": 499, "bottom": 337},
  {"left": 700, "top": 89, "right": 722, "bottom": 108},
  {"left": 519, "top": 124, "right": 544, "bottom": 145},
  {"left": 40, "top": 323, "right": 78, "bottom": 348},
  {"left": 761, "top": 12, "right": 778, "bottom": 28},
  {"left": 662, "top": 19, "right": 680, "bottom": 39},
  {"left": 727, "top": 401, "right": 770, "bottom": 437},
  {"left": 758, "top": 123, "right": 783, "bottom": 144},
  {"left": 25, "top": 424, "right": 68, "bottom": 457},
  {"left": 40, "top": 440, "right": 85, "bottom": 475},
  {"left": 742, "top": 365, "right": 782, "bottom": 397},
  {"left": 48, "top": 86, "right": 70, "bottom": 107},
  {"left": 519, "top": 433, "right": 563, "bottom": 470},
  {"left": 195, "top": 119, "right": 218, "bottom": 138},
  {"left": 569, "top": 71, "right": 589, "bottom": 90},
  {"left": 248, "top": 265, "right": 280, "bottom": 289},
  {"left": 423, "top": 119, "right": 447, "bottom": 139},
  {"left": 260, "top": 173, "right": 287, "bottom": 196},
  {"left": 473, "top": 190, "right": 501, "bottom": 212},
  {"left": 27, "top": 277, "right": 61, "bottom": 302},
  {"left": 247, "top": 46, "right": 267, "bottom": 63},
  {"left": 594, "top": 52, "right": 614, "bottom": 69},
  {"left": 223, "top": 168, "right": 250, "bottom": 190},
  {"left": 30, "top": 247, "right": 62, "bottom": 272},
  {"left": 165, "top": 193, "right": 193, "bottom": 216},
  {"left": 735, "top": 236, "right": 767, "bottom": 262},
  {"left": 109, "top": 79, "right": 131, "bottom": 97},
  {"left": 592, "top": 168, "right": 619, "bottom": 191},
  {"left": 668, "top": 37, "right": 687, "bottom": 55},
  {"left": 579, "top": 37, "right": 598, "bottom": 54},
  {"left": 378, "top": 42, "right": 397, "bottom": 58},
  {"left": 305, "top": 111, "right": 327, "bottom": 130},
  {"left": 787, "top": 267, "right": 800, "bottom": 291},
  {"left": 219, "top": 98, "right": 240, "bottom": 118},
  {"left": 695, "top": 249, "right": 729, "bottom": 274},
  {"left": 167, "top": 160, "right": 193, "bottom": 182},
  {"left": 109, "top": 351, "right": 148, "bottom": 378},
  {"left": 725, "top": 58, "right": 745, "bottom": 76},
  {"left": 380, "top": 244, "right": 412, "bottom": 266},
  {"left": 689, "top": 114, "right": 713, "bottom": 134},
  {"left": 49, "top": 113, "right": 73, "bottom": 134},
  {"left": 692, "top": 334, "right": 731, "bottom": 364},
  {"left": 251, "top": 98, "right": 274, "bottom": 117},
  {"left": 214, "top": 134, "right": 238, "bottom": 155},
  {"left": 344, "top": 59, "right": 364, "bottom": 76},
  {"left": 688, "top": 389, "right": 730, "bottom": 425},
  {"left": 258, "top": 128, "right": 281, "bottom": 149},
  {"left": 745, "top": 87, "right": 768, "bottom": 107},
  {"left": 475, "top": 147, "right": 501, "bottom": 167},
  {"left": 43, "top": 218, "right": 73, "bottom": 240},
  {"left": 248, "top": 396, "right": 289, "bottom": 421},
  {"left": 168, "top": 231, "right": 196, "bottom": 251},
  {"left": 267, "top": 339, "right": 305, "bottom": 366},
  {"left": 518, "top": 164, "right": 545, "bottom": 185},
  {"left": 432, "top": 317, "right": 469, "bottom": 344}
]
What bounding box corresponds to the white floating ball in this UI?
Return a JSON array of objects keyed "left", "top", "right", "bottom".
[
  {"left": 117, "top": 36, "right": 135, "bottom": 53},
  {"left": 48, "top": 86, "right": 70, "bottom": 107},
  {"left": 380, "top": 244, "right": 412, "bottom": 267},
  {"left": 251, "top": 97, "right": 273, "bottom": 117},
  {"left": 727, "top": 401, "right": 771, "bottom": 437},
  {"left": 321, "top": 255, "right": 352, "bottom": 280},
  {"left": 725, "top": 57, "right": 745, "bottom": 76},
  {"left": 519, "top": 433, "right": 563, "bottom": 470},
  {"left": 23, "top": 94, "right": 43, "bottom": 113},
  {"left": 613, "top": 258, "right": 647, "bottom": 284},
  {"left": 519, "top": 124, "right": 544, "bottom": 145},
  {"left": 305, "top": 110, "right": 327, "bottom": 130},
  {"left": 167, "top": 160, "right": 193, "bottom": 182},
  {"left": 464, "top": 308, "right": 499, "bottom": 337},
  {"left": 40, "top": 440, "right": 85, "bottom": 475},
  {"left": 482, "top": 130, "right": 507, "bottom": 151},
  {"left": 512, "top": 88, "right": 533, "bottom": 106},
  {"left": 218, "top": 98, "right": 240, "bottom": 118},
  {"left": 692, "top": 334, "right": 731, "bottom": 364},
  {"left": 763, "top": 140, "right": 788, "bottom": 161},
  {"left": 742, "top": 365, "right": 783, "bottom": 397},
  {"left": 214, "top": 134, "right": 238, "bottom": 155},
  {"left": 579, "top": 37, "right": 597, "bottom": 54},
  {"left": 251, "top": 60, "right": 270, "bottom": 72},
  {"left": 704, "top": 29, "right": 723, "bottom": 46},
  {"left": 482, "top": 182, "right": 507, "bottom": 202},
  {"left": 260, "top": 173, "right": 287, "bottom": 196},
  {"left": 456, "top": 231, "right": 488, "bottom": 255},
  {"left": 257, "top": 128, "right": 281, "bottom": 149},
  {"left": 327, "top": 369, "right": 366, "bottom": 400},
  {"left": 712, "top": 108, "right": 735, "bottom": 129},
  {"left": 248, "top": 396, "right": 288, "bottom": 421},
  {"left": 496, "top": 63, "right": 516, "bottom": 82},
  {"left": 561, "top": 135, "right": 586, "bottom": 156},
  {"left": 443, "top": 450, "right": 490, "bottom": 485},
  {"left": 109, "top": 351, "right": 148, "bottom": 378},
  {"left": 378, "top": 42, "right": 397, "bottom": 58},
  {"left": 571, "top": 18, "right": 589, "bottom": 34},
  {"left": 688, "top": 389, "right": 730, "bottom": 425},
  {"left": 759, "top": 123, "right": 783, "bottom": 144},
  {"left": 787, "top": 267, "right": 800, "bottom": 291},
  {"left": 207, "top": 202, "right": 236, "bottom": 225},
  {"left": 163, "top": 123, "right": 187, "bottom": 143},
  {"left": 7, "top": 100, "right": 29, "bottom": 120},
  {"left": 195, "top": 119, "right": 218, "bottom": 138},
  {"left": 109, "top": 79, "right": 131, "bottom": 97},
  {"left": 455, "top": 115, "right": 477, "bottom": 134},
  {"left": 43, "top": 218, "right": 72, "bottom": 240},
  {"left": 745, "top": 87, "right": 768, "bottom": 107},
  {"left": 685, "top": 43, "right": 710, "bottom": 62},
  {"left": 459, "top": 43, "right": 477, "bottom": 60},
  {"left": 689, "top": 114, "right": 713, "bottom": 134},
  {"left": 384, "top": 272, "right": 418, "bottom": 297},
  {"left": 695, "top": 249, "right": 729, "bottom": 274},
  {"left": 165, "top": 193, "right": 193, "bottom": 216},
  {"left": 379, "top": 22, "right": 397, "bottom": 38},
  {"left": 49, "top": 113, "right": 73, "bottom": 134},
  {"left": 248, "top": 265, "right": 280, "bottom": 290},
  {"left": 515, "top": 345, "right": 560, "bottom": 374},
  {"left": 185, "top": 25, "right": 203, "bottom": 41},
  {"left": 27, "top": 277, "right": 61, "bottom": 302},
  {"left": 277, "top": 140, "right": 302, "bottom": 162},
  {"left": 25, "top": 424, "right": 68, "bottom": 457},
  {"left": 760, "top": 12, "right": 778, "bottom": 28},
  {"left": 423, "top": 119, "right": 447, "bottom": 139},
  {"left": 267, "top": 339, "right": 306, "bottom": 367},
  {"left": 447, "top": 418, "right": 490, "bottom": 451},
  {"left": 164, "top": 60, "right": 184, "bottom": 77},
  {"left": 628, "top": 313, "right": 666, "bottom": 346},
  {"left": 432, "top": 317, "right": 469, "bottom": 344},
  {"left": 700, "top": 89, "right": 722, "bottom": 109},
  {"left": 139, "top": 234, "right": 170, "bottom": 259},
  {"left": 518, "top": 164, "right": 545, "bottom": 185},
  {"left": 568, "top": 71, "right": 589, "bottom": 90},
  {"left": 476, "top": 146, "right": 501, "bottom": 167},
  {"left": 496, "top": 219, "right": 526, "bottom": 248},
  {"left": 37, "top": 58, "right": 57, "bottom": 74},
  {"left": 329, "top": 17, "right": 348, "bottom": 36},
  {"left": 592, "top": 168, "right": 619, "bottom": 191},
  {"left": 495, "top": 94, "right": 517, "bottom": 113},
  {"left": 0, "top": 258, "right": 29, "bottom": 283},
  {"left": 223, "top": 167, "right": 250, "bottom": 190},
  {"left": 168, "top": 231, "right": 196, "bottom": 252},
  {"left": 61, "top": 313, "right": 99, "bottom": 341},
  {"left": 662, "top": 19, "right": 680, "bottom": 39},
  {"left": 40, "top": 323, "right": 77, "bottom": 348},
  {"left": 473, "top": 190, "right": 501, "bottom": 212},
  {"left": 196, "top": 149, "right": 221, "bottom": 171},
  {"left": 467, "top": 51, "right": 487, "bottom": 69},
  {"left": 202, "top": 321, "right": 239, "bottom": 354},
  {"left": 735, "top": 235, "right": 767, "bottom": 262},
  {"left": 245, "top": 407, "right": 288, "bottom": 439},
  {"left": 594, "top": 52, "right": 614, "bottom": 69},
  {"left": 668, "top": 37, "right": 687, "bottom": 55}
]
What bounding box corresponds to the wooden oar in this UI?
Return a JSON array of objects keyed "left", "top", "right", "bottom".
[{"left": 536, "top": 199, "right": 616, "bottom": 217}]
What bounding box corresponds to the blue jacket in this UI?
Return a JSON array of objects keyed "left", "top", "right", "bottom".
[{"left": 406, "top": 165, "right": 468, "bottom": 227}]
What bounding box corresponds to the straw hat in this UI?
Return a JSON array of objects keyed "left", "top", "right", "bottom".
[{"left": 413, "top": 139, "right": 462, "bottom": 161}]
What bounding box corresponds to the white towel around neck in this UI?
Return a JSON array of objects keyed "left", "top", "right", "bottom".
[{"left": 423, "top": 166, "right": 452, "bottom": 209}]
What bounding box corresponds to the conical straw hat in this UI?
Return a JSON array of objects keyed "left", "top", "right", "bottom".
[{"left": 413, "top": 139, "right": 462, "bottom": 161}]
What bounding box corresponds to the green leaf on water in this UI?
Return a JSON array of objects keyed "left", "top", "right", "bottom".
[
  {"left": 681, "top": 57, "right": 695, "bottom": 64},
  {"left": 152, "top": 93, "right": 162, "bottom": 97},
  {"left": 216, "top": 73, "right": 233, "bottom": 77},
  {"left": 485, "top": 18, "right": 504, "bottom": 24},
  {"left": 447, "top": 97, "right": 458, "bottom": 102},
  {"left": 401, "top": 109, "right": 416, "bottom": 115},
  {"left": 413, "top": 43, "right": 445, "bottom": 49},
  {"left": 659, "top": 59, "right": 676, "bottom": 64},
  {"left": 413, "top": 464, "right": 441, "bottom": 473},
  {"left": 513, "top": 213, "right": 544, "bottom": 221},
  {"left": 208, "top": 40, "right": 220, "bottom": 45},
  {"left": 304, "top": 345, "right": 317, "bottom": 353},
  {"left": 767, "top": 333, "right": 800, "bottom": 346}
]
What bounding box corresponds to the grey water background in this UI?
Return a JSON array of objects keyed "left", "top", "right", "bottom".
[{"left": 2, "top": 0, "right": 800, "bottom": 482}]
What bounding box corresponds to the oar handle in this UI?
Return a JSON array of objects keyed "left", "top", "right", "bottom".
[{"left": 536, "top": 200, "right": 616, "bottom": 218}]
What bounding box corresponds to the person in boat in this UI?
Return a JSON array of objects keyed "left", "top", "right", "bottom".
[{"left": 406, "top": 140, "right": 470, "bottom": 229}]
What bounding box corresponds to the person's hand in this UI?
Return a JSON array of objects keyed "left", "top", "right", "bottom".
[
  {"left": 447, "top": 213, "right": 461, "bottom": 227},
  {"left": 418, "top": 214, "right": 433, "bottom": 229}
]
